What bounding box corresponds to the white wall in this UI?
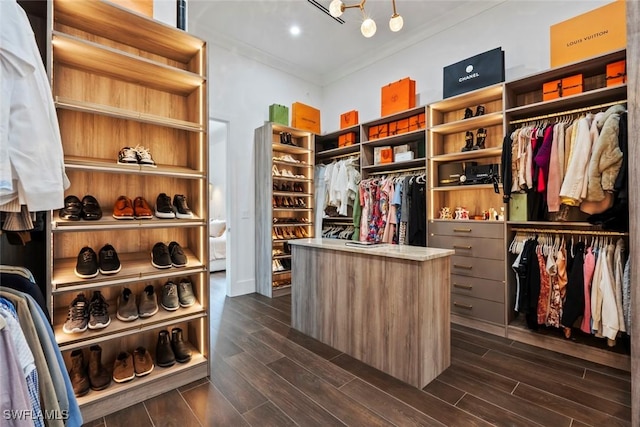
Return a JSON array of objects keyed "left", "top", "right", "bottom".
[
  {"left": 321, "top": 0, "right": 610, "bottom": 130},
  {"left": 209, "top": 119, "right": 227, "bottom": 221},
  {"left": 153, "top": 0, "right": 176, "bottom": 27},
  {"left": 207, "top": 44, "right": 322, "bottom": 296}
]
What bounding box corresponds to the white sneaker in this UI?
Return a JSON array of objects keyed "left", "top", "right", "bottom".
[{"left": 134, "top": 145, "right": 157, "bottom": 167}]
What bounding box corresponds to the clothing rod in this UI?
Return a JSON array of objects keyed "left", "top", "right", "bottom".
[
  {"left": 367, "top": 165, "right": 426, "bottom": 176},
  {"left": 318, "top": 152, "right": 360, "bottom": 161},
  {"left": 508, "top": 100, "right": 627, "bottom": 125},
  {"left": 511, "top": 227, "right": 628, "bottom": 236}
]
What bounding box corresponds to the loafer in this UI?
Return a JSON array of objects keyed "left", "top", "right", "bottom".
[
  {"left": 133, "top": 196, "right": 153, "bottom": 219},
  {"left": 81, "top": 195, "right": 102, "bottom": 220},
  {"left": 60, "top": 195, "right": 82, "bottom": 221}
]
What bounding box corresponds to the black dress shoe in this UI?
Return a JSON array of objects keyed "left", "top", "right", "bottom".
[
  {"left": 171, "top": 328, "right": 192, "bottom": 363},
  {"left": 60, "top": 195, "right": 82, "bottom": 220},
  {"left": 464, "top": 107, "right": 473, "bottom": 119},
  {"left": 82, "top": 195, "right": 103, "bottom": 220},
  {"left": 156, "top": 330, "right": 176, "bottom": 367}
]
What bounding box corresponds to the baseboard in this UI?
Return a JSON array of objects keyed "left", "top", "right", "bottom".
[{"left": 228, "top": 277, "right": 255, "bottom": 297}]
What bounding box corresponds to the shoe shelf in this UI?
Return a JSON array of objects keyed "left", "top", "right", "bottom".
[
  {"left": 361, "top": 129, "right": 426, "bottom": 147},
  {"left": 273, "top": 160, "right": 312, "bottom": 169},
  {"left": 430, "top": 84, "right": 504, "bottom": 112},
  {"left": 64, "top": 156, "right": 206, "bottom": 179},
  {"left": 52, "top": 250, "right": 205, "bottom": 292},
  {"left": 52, "top": 216, "right": 206, "bottom": 232},
  {"left": 54, "top": 304, "right": 206, "bottom": 350},
  {"left": 54, "top": 97, "right": 204, "bottom": 133},
  {"left": 272, "top": 191, "right": 313, "bottom": 197},
  {"left": 273, "top": 222, "right": 312, "bottom": 227},
  {"left": 271, "top": 144, "right": 312, "bottom": 156},
  {"left": 429, "top": 112, "right": 503, "bottom": 135},
  {"left": 272, "top": 175, "right": 312, "bottom": 183},
  {"left": 273, "top": 208, "right": 312, "bottom": 213},
  {"left": 54, "top": 0, "right": 204, "bottom": 63},
  {"left": 429, "top": 147, "right": 503, "bottom": 163},
  {"left": 272, "top": 254, "right": 292, "bottom": 260},
  {"left": 361, "top": 158, "right": 426, "bottom": 174},
  {"left": 76, "top": 347, "right": 207, "bottom": 422},
  {"left": 52, "top": 32, "right": 205, "bottom": 96}
]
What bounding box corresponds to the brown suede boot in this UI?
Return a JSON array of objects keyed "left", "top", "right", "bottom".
[
  {"left": 88, "top": 345, "right": 111, "bottom": 391},
  {"left": 69, "top": 349, "right": 90, "bottom": 397}
]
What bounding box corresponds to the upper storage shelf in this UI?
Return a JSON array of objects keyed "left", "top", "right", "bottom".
[
  {"left": 504, "top": 48, "right": 626, "bottom": 119},
  {"left": 54, "top": 0, "right": 205, "bottom": 63},
  {"left": 52, "top": 32, "right": 205, "bottom": 95},
  {"left": 429, "top": 84, "right": 504, "bottom": 113}
]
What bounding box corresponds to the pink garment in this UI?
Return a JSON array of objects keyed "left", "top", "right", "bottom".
[
  {"left": 546, "top": 123, "right": 564, "bottom": 212},
  {"left": 581, "top": 247, "right": 596, "bottom": 333},
  {"left": 381, "top": 179, "right": 395, "bottom": 243}
]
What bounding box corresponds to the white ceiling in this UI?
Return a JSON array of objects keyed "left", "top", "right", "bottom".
[{"left": 189, "top": 0, "right": 504, "bottom": 86}]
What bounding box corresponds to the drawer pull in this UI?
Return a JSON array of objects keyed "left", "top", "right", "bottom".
[
  {"left": 453, "top": 228, "right": 472, "bottom": 233},
  {"left": 454, "top": 283, "right": 473, "bottom": 290},
  {"left": 454, "top": 302, "right": 473, "bottom": 310},
  {"left": 453, "top": 245, "right": 472, "bottom": 250},
  {"left": 453, "top": 264, "right": 473, "bottom": 270}
]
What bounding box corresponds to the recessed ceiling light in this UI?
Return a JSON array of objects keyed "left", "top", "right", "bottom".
[{"left": 290, "top": 25, "right": 301, "bottom": 36}]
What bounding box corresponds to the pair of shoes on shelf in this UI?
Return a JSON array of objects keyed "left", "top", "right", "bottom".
[
  {"left": 68, "top": 345, "right": 111, "bottom": 396},
  {"left": 113, "top": 195, "right": 153, "bottom": 220},
  {"left": 112, "top": 347, "right": 154, "bottom": 383},
  {"left": 463, "top": 105, "right": 485, "bottom": 119},
  {"left": 461, "top": 128, "right": 487, "bottom": 152},
  {"left": 116, "top": 285, "right": 159, "bottom": 321},
  {"left": 151, "top": 241, "right": 187, "bottom": 269},
  {"left": 75, "top": 244, "right": 121, "bottom": 279},
  {"left": 155, "top": 193, "right": 193, "bottom": 219},
  {"left": 272, "top": 259, "right": 286, "bottom": 272},
  {"left": 60, "top": 195, "right": 102, "bottom": 221},
  {"left": 279, "top": 132, "right": 296, "bottom": 146},
  {"left": 117, "top": 146, "right": 156, "bottom": 167},
  {"left": 156, "top": 328, "right": 192, "bottom": 367},
  {"left": 274, "top": 154, "right": 300, "bottom": 163},
  {"left": 160, "top": 279, "right": 196, "bottom": 311},
  {"left": 63, "top": 291, "right": 111, "bottom": 333},
  {"left": 272, "top": 279, "right": 291, "bottom": 289}
]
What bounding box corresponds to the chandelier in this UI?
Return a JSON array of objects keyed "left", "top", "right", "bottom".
[{"left": 329, "top": 0, "right": 403, "bottom": 38}]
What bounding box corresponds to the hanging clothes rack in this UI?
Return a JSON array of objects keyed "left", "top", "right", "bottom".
[
  {"left": 367, "top": 165, "right": 425, "bottom": 176},
  {"left": 508, "top": 100, "right": 627, "bottom": 125},
  {"left": 510, "top": 227, "right": 628, "bottom": 236},
  {"left": 318, "top": 152, "right": 360, "bottom": 161}
]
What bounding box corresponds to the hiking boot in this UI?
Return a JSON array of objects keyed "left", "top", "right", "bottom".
[
  {"left": 168, "top": 241, "right": 187, "bottom": 267},
  {"left": 69, "top": 349, "right": 90, "bottom": 396},
  {"left": 155, "top": 193, "right": 175, "bottom": 219},
  {"left": 116, "top": 288, "right": 138, "bottom": 322},
  {"left": 113, "top": 195, "right": 134, "bottom": 220},
  {"left": 88, "top": 345, "right": 111, "bottom": 391},
  {"left": 151, "top": 242, "right": 172, "bottom": 269},
  {"left": 112, "top": 352, "right": 135, "bottom": 383},
  {"left": 63, "top": 294, "right": 89, "bottom": 334},
  {"left": 161, "top": 281, "right": 179, "bottom": 311},
  {"left": 172, "top": 194, "right": 193, "bottom": 219},
  {"left": 133, "top": 196, "right": 153, "bottom": 219},
  {"left": 171, "top": 328, "right": 192, "bottom": 363},
  {"left": 98, "top": 244, "right": 121, "bottom": 275},
  {"left": 156, "top": 330, "right": 176, "bottom": 367},
  {"left": 117, "top": 147, "right": 139, "bottom": 165},
  {"left": 138, "top": 285, "right": 158, "bottom": 318},
  {"left": 74, "top": 247, "right": 99, "bottom": 279},
  {"left": 134, "top": 145, "right": 156, "bottom": 167},
  {"left": 88, "top": 291, "right": 110, "bottom": 330},
  {"left": 133, "top": 347, "right": 154, "bottom": 376},
  {"left": 178, "top": 279, "right": 195, "bottom": 307}
]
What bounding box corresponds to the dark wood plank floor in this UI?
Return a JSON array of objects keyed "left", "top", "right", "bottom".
[{"left": 87, "top": 272, "right": 632, "bottom": 427}]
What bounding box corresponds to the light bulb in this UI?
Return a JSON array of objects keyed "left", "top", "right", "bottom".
[
  {"left": 329, "top": 0, "right": 344, "bottom": 17},
  {"left": 361, "top": 18, "right": 376, "bottom": 38},
  {"left": 389, "top": 14, "right": 403, "bottom": 32}
]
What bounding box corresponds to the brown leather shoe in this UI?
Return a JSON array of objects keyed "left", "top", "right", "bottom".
[
  {"left": 113, "top": 196, "right": 134, "bottom": 220},
  {"left": 69, "top": 349, "right": 90, "bottom": 397},
  {"left": 133, "top": 196, "right": 153, "bottom": 219},
  {"left": 112, "top": 351, "right": 135, "bottom": 383},
  {"left": 133, "top": 346, "right": 154, "bottom": 376}
]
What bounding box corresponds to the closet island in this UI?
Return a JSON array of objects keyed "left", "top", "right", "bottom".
[{"left": 289, "top": 238, "right": 454, "bottom": 388}]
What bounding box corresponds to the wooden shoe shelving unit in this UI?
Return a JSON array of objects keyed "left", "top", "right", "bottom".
[{"left": 47, "top": 0, "right": 209, "bottom": 421}]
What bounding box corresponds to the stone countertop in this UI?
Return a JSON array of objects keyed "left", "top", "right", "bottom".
[{"left": 288, "top": 238, "right": 455, "bottom": 262}]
